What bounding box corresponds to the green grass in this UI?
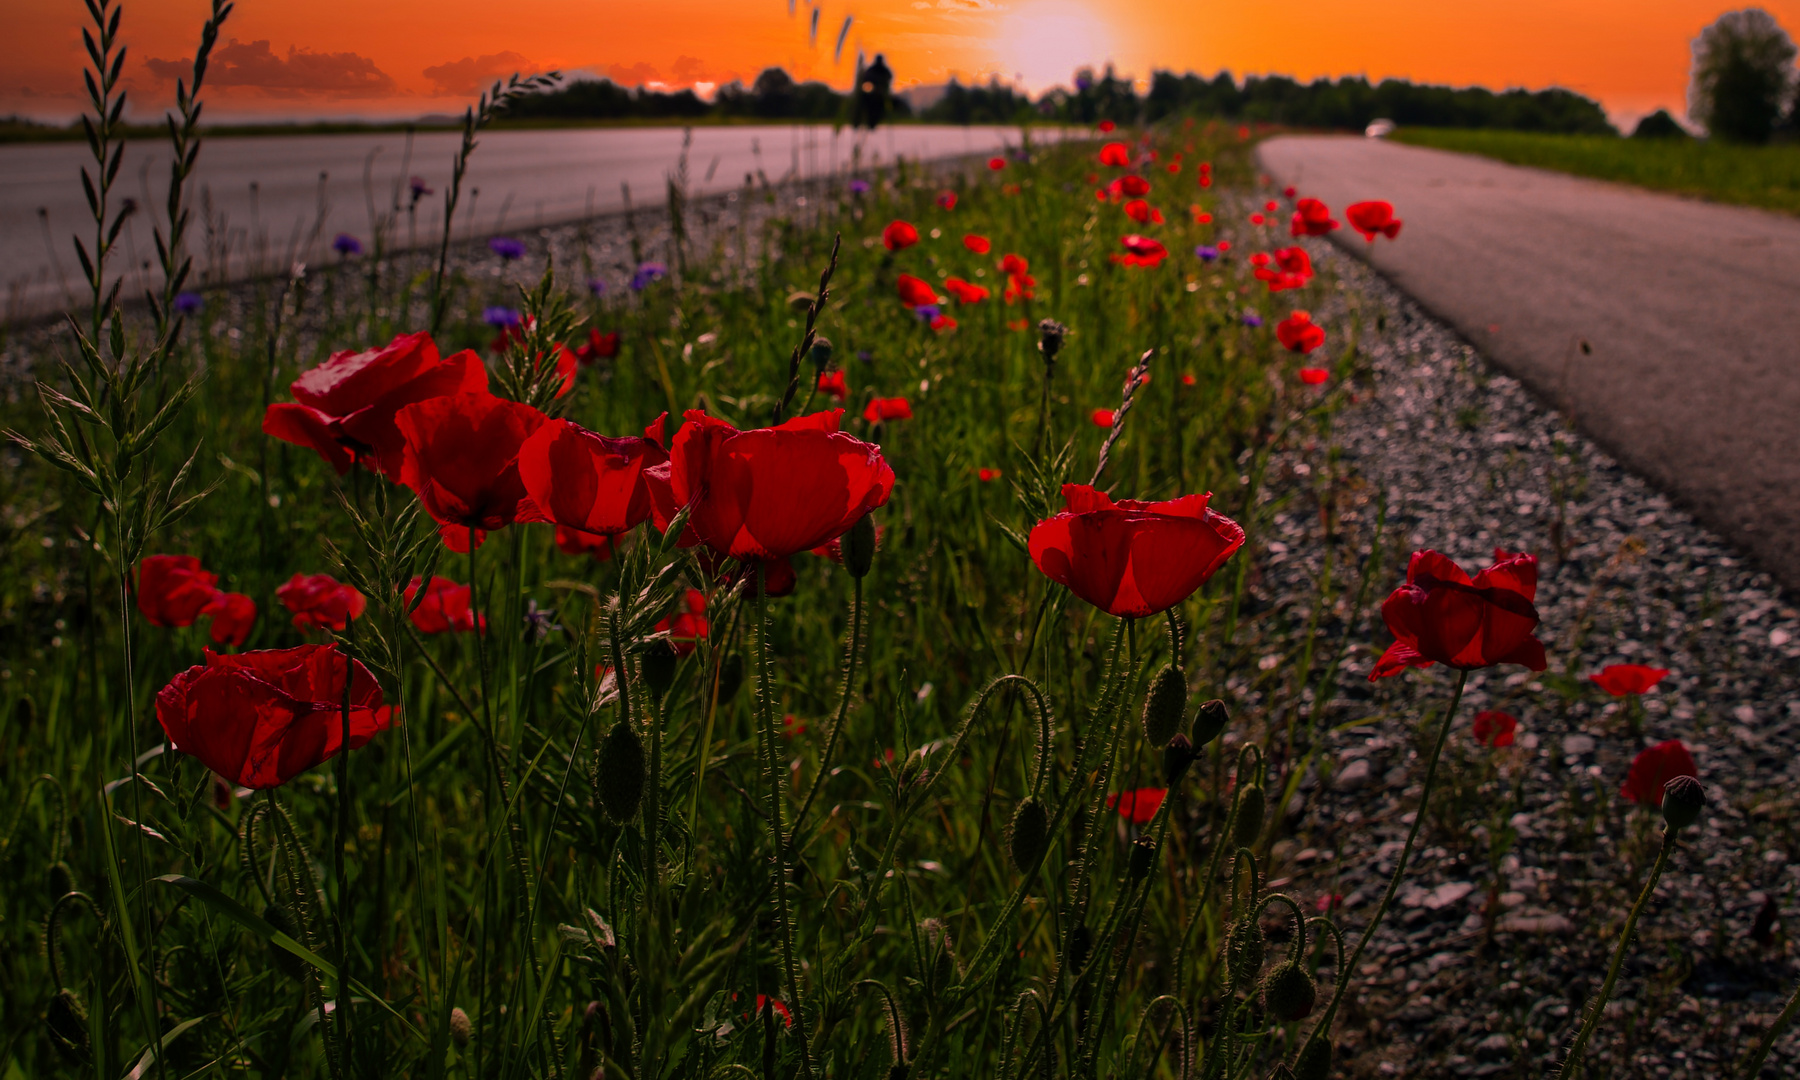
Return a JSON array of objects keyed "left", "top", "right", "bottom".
[{"left": 1392, "top": 127, "right": 1800, "bottom": 215}]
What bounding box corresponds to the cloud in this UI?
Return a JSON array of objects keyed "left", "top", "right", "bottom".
[
  {"left": 669, "top": 55, "right": 707, "bottom": 83},
  {"left": 606, "top": 61, "right": 661, "bottom": 87},
  {"left": 938, "top": 0, "right": 1003, "bottom": 8},
  {"left": 422, "top": 51, "right": 534, "bottom": 95},
  {"left": 144, "top": 39, "right": 396, "bottom": 98}
]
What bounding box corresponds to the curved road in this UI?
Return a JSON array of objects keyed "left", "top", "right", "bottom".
[{"left": 1259, "top": 135, "right": 1800, "bottom": 591}]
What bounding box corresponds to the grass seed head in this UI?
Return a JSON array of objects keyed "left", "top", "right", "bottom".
[{"left": 449, "top": 1005, "right": 472, "bottom": 1047}]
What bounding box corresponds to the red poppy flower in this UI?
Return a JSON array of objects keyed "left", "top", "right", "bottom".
[
  {"left": 263, "top": 331, "right": 488, "bottom": 479},
  {"left": 1000, "top": 253, "right": 1029, "bottom": 275},
  {"left": 657, "top": 589, "right": 709, "bottom": 656},
  {"left": 395, "top": 392, "right": 549, "bottom": 535},
  {"left": 404, "top": 576, "right": 484, "bottom": 635},
  {"left": 1028, "top": 485, "right": 1246, "bottom": 618},
  {"left": 553, "top": 343, "right": 578, "bottom": 398},
  {"left": 1273, "top": 246, "right": 1312, "bottom": 279},
  {"left": 1181, "top": 373, "right": 1197, "bottom": 386},
  {"left": 936, "top": 191, "right": 957, "bottom": 210},
  {"left": 897, "top": 273, "right": 938, "bottom": 308},
  {"left": 882, "top": 219, "right": 920, "bottom": 251},
  {"left": 864, "top": 397, "right": 913, "bottom": 423},
  {"left": 1091, "top": 408, "right": 1116, "bottom": 428},
  {"left": 929, "top": 313, "right": 958, "bottom": 332},
  {"left": 987, "top": 156, "right": 1006, "bottom": 171},
  {"left": 138, "top": 555, "right": 221, "bottom": 628},
  {"left": 754, "top": 995, "right": 794, "bottom": 1028},
  {"left": 1123, "top": 198, "right": 1154, "bottom": 224},
  {"left": 576, "top": 328, "right": 621, "bottom": 366},
  {"left": 1276, "top": 311, "right": 1326, "bottom": 354},
  {"left": 1264, "top": 200, "right": 1279, "bottom": 213},
  {"left": 1192, "top": 209, "right": 1213, "bottom": 225},
  {"left": 1217, "top": 240, "right": 1231, "bottom": 252},
  {"left": 1098, "top": 142, "right": 1130, "bottom": 167},
  {"left": 202, "top": 592, "right": 257, "bottom": 647},
  {"left": 1290, "top": 198, "right": 1339, "bottom": 237},
  {"left": 1282, "top": 186, "right": 1297, "bottom": 199},
  {"left": 1113, "top": 235, "right": 1168, "bottom": 268},
  {"left": 944, "top": 277, "right": 989, "bottom": 303},
  {"left": 1298, "top": 368, "right": 1329, "bottom": 385},
  {"left": 1472, "top": 710, "right": 1518, "bottom": 748},
  {"left": 1346, "top": 200, "right": 1403, "bottom": 242},
  {"left": 555, "top": 525, "right": 614, "bottom": 560},
  {"left": 1590, "top": 664, "right": 1670, "bottom": 696},
  {"left": 1370, "top": 549, "right": 1548, "bottom": 680},
  {"left": 1007, "top": 319, "right": 1029, "bottom": 332},
  {"left": 276, "top": 573, "right": 367, "bottom": 632},
  {"left": 1620, "top": 739, "right": 1698, "bottom": 807},
  {"left": 1166, "top": 162, "right": 1180, "bottom": 174},
  {"left": 654, "top": 409, "right": 894, "bottom": 563},
  {"left": 1106, "top": 787, "right": 1167, "bottom": 825},
  {"left": 782, "top": 714, "right": 808, "bottom": 737},
  {"left": 1199, "top": 175, "right": 1212, "bottom": 189},
  {"left": 1098, "top": 119, "right": 1116, "bottom": 133},
  {"left": 516, "top": 414, "right": 667, "bottom": 539},
  {"left": 978, "top": 467, "right": 1002, "bottom": 482},
  {"left": 154, "top": 644, "right": 392, "bottom": 790},
  {"left": 1118, "top": 175, "right": 1151, "bottom": 198},
  {"left": 816, "top": 370, "right": 849, "bottom": 401},
  {"left": 963, "top": 234, "right": 991, "bottom": 254}
]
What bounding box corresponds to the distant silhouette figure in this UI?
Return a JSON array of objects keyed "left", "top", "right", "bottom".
[{"left": 855, "top": 54, "right": 893, "bottom": 130}]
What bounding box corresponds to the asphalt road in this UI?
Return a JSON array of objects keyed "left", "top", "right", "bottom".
[
  {"left": 1, "top": 124, "right": 1053, "bottom": 319},
  {"left": 1258, "top": 135, "right": 1800, "bottom": 592}
]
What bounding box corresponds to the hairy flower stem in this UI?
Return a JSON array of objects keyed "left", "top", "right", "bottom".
[
  {"left": 755, "top": 564, "right": 814, "bottom": 1075},
  {"left": 1744, "top": 976, "right": 1800, "bottom": 1078},
  {"left": 334, "top": 614, "right": 356, "bottom": 1074},
  {"left": 1556, "top": 831, "right": 1677, "bottom": 1080},
  {"left": 1295, "top": 668, "right": 1467, "bottom": 1069},
  {"left": 787, "top": 576, "right": 862, "bottom": 848}
]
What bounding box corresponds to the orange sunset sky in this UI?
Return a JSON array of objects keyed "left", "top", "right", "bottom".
[{"left": 7, "top": 0, "right": 1799, "bottom": 128}]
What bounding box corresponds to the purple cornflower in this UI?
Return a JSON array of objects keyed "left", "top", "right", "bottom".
[
  {"left": 587, "top": 278, "right": 607, "bottom": 297},
  {"left": 333, "top": 233, "right": 362, "bottom": 256},
  {"left": 483, "top": 306, "right": 522, "bottom": 328},
  {"left": 856, "top": 349, "right": 873, "bottom": 364},
  {"left": 1075, "top": 72, "right": 1094, "bottom": 91},
  {"left": 489, "top": 236, "right": 525, "bottom": 260},
  {"left": 174, "top": 291, "right": 203, "bottom": 315},
  {"left": 1195, "top": 245, "right": 1220, "bottom": 262},
  {"left": 913, "top": 304, "right": 941, "bottom": 323},
  {"left": 629, "top": 262, "right": 667, "bottom": 291},
  {"left": 849, "top": 178, "right": 871, "bottom": 195},
  {"left": 1241, "top": 311, "right": 1264, "bottom": 328},
  {"left": 409, "top": 176, "right": 433, "bottom": 199}
]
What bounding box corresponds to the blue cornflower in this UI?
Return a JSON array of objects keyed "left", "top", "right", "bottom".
[
  {"left": 174, "top": 291, "right": 203, "bottom": 315},
  {"left": 1242, "top": 311, "right": 1264, "bottom": 328},
  {"left": 587, "top": 278, "right": 607, "bottom": 297},
  {"left": 483, "top": 306, "right": 522, "bottom": 328},
  {"left": 849, "top": 179, "right": 871, "bottom": 195},
  {"left": 629, "top": 262, "right": 667, "bottom": 291},
  {"left": 333, "top": 233, "right": 362, "bottom": 256},
  {"left": 488, "top": 236, "right": 525, "bottom": 260},
  {"left": 1195, "top": 245, "right": 1220, "bottom": 262}
]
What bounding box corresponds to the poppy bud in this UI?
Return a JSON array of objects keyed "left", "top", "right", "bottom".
[
  {"left": 1008, "top": 796, "right": 1050, "bottom": 873},
  {"left": 1163, "top": 734, "right": 1196, "bottom": 786},
  {"left": 1037, "top": 319, "right": 1067, "bottom": 362},
  {"left": 716, "top": 653, "right": 745, "bottom": 704},
  {"left": 597, "top": 719, "right": 646, "bottom": 823},
  {"left": 1234, "top": 784, "right": 1265, "bottom": 847},
  {"left": 1141, "top": 664, "right": 1186, "bottom": 747},
  {"left": 450, "top": 1005, "right": 473, "bottom": 1047},
  {"left": 1293, "top": 1037, "right": 1333, "bottom": 1080},
  {"left": 1262, "top": 961, "right": 1317, "bottom": 1021},
  {"left": 1662, "top": 775, "right": 1706, "bottom": 832},
  {"left": 1192, "top": 698, "right": 1230, "bottom": 747},
  {"left": 47, "top": 860, "right": 74, "bottom": 900},
  {"left": 45, "top": 988, "right": 89, "bottom": 1063},
  {"left": 262, "top": 903, "right": 307, "bottom": 979},
  {"left": 842, "top": 514, "right": 877, "bottom": 579},
  {"left": 1225, "top": 917, "right": 1265, "bottom": 992},
  {"left": 809, "top": 335, "right": 834, "bottom": 372},
  {"left": 640, "top": 642, "right": 679, "bottom": 702},
  {"left": 1128, "top": 836, "right": 1157, "bottom": 881}
]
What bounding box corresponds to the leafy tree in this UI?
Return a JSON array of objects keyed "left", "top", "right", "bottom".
[
  {"left": 1689, "top": 8, "right": 1797, "bottom": 143},
  {"left": 1631, "top": 109, "right": 1690, "bottom": 138}
]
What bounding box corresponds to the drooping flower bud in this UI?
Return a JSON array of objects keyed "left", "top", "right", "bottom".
[
  {"left": 640, "top": 642, "right": 679, "bottom": 702},
  {"left": 597, "top": 719, "right": 646, "bottom": 823},
  {"left": 47, "top": 860, "right": 74, "bottom": 900},
  {"left": 1293, "top": 1037, "right": 1333, "bottom": 1080},
  {"left": 1008, "top": 796, "right": 1049, "bottom": 873},
  {"left": 44, "top": 988, "right": 89, "bottom": 1061},
  {"left": 1262, "top": 961, "right": 1317, "bottom": 1021},
  {"left": 1162, "top": 733, "right": 1196, "bottom": 786},
  {"left": 1128, "top": 836, "right": 1157, "bottom": 881},
  {"left": 842, "top": 514, "right": 877, "bottom": 579},
  {"left": 449, "top": 1005, "right": 473, "bottom": 1047},
  {"left": 1192, "top": 698, "right": 1230, "bottom": 747},
  {"left": 1234, "top": 783, "right": 1265, "bottom": 847},
  {"left": 1224, "top": 917, "right": 1265, "bottom": 992},
  {"left": 1662, "top": 774, "right": 1706, "bottom": 832},
  {"left": 1141, "top": 664, "right": 1186, "bottom": 747}
]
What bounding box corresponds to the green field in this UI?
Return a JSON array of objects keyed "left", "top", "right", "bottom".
[{"left": 1392, "top": 126, "right": 1800, "bottom": 214}]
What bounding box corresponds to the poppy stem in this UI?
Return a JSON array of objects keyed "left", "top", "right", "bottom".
[
  {"left": 1295, "top": 667, "right": 1467, "bottom": 1070},
  {"left": 754, "top": 563, "right": 814, "bottom": 1075},
  {"left": 334, "top": 618, "right": 355, "bottom": 1072},
  {"left": 1556, "top": 830, "right": 1677, "bottom": 1080},
  {"left": 1744, "top": 972, "right": 1800, "bottom": 1079},
  {"left": 787, "top": 575, "right": 862, "bottom": 849}
]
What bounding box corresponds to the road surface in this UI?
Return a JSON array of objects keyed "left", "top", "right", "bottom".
[
  {"left": 1, "top": 123, "right": 1053, "bottom": 319},
  {"left": 1258, "top": 134, "right": 1800, "bottom": 592}
]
